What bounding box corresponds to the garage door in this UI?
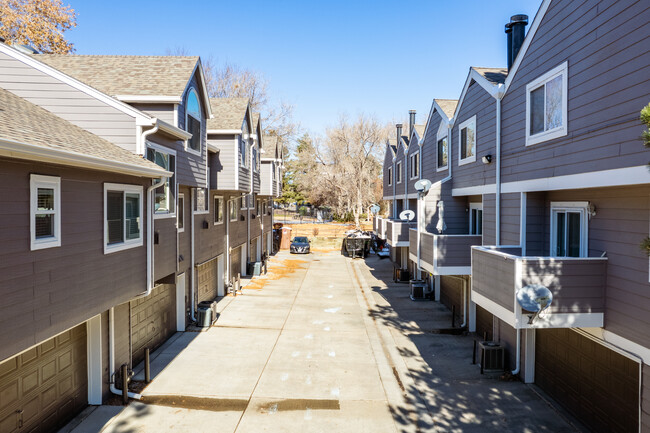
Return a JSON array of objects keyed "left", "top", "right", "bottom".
[
  {"left": 131, "top": 284, "right": 176, "bottom": 367},
  {"left": 230, "top": 246, "right": 242, "bottom": 281},
  {"left": 196, "top": 258, "right": 218, "bottom": 303},
  {"left": 0, "top": 324, "right": 87, "bottom": 433},
  {"left": 536, "top": 328, "right": 639, "bottom": 433}
]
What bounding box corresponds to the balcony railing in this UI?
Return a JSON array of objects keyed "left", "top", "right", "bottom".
[
  {"left": 386, "top": 219, "right": 415, "bottom": 246},
  {"left": 409, "top": 229, "right": 481, "bottom": 275},
  {"left": 471, "top": 246, "right": 607, "bottom": 329}
]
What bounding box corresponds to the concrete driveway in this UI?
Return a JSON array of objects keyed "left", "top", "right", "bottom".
[{"left": 64, "top": 250, "right": 582, "bottom": 433}]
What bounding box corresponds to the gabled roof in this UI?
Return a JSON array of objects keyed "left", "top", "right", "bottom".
[
  {"left": 207, "top": 97, "right": 250, "bottom": 131},
  {"left": 385, "top": 139, "right": 397, "bottom": 159},
  {"left": 262, "top": 134, "right": 279, "bottom": 158},
  {"left": 0, "top": 87, "right": 169, "bottom": 177},
  {"left": 421, "top": 99, "right": 459, "bottom": 143},
  {"left": 451, "top": 67, "right": 505, "bottom": 124}
]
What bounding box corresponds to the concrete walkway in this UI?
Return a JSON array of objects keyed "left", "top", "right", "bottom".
[{"left": 63, "top": 250, "right": 583, "bottom": 433}]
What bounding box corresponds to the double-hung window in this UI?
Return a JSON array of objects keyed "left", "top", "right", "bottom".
[
  {"left": 387, "top": 166, "right": 393, "bottom": 186},
  {"left": 409, "top": 152, "right": 419, "bottom": 179},
  {"left": 104, "top": 183, "right": 143, "bottom": 254},
  {"left": 146, "top": 145, "right": 175, "bottom": 216},
  {"left": 30, "top": 174, "right": 61, "bottom": 250},
  {"left": 458, "top": 116, "right": 476, "bottom": 165},
  {"left": 185, "top": 88, "right": 201, "bottom": 154},
  {"left": 252, "top": 147, "right": 259, "bottom": 173},
  {"left": 437, "top": 122, "right": 448, "bottom": 171},
  {"left": 396, "top": 161, "right": 402, "bottom": 183},
  {"left": 526, "top": 62, "right": 568, "bottom": 146},
  {"left": 177, "top": 193, "right": 185, "bottom": 232},
  {"left": 469, "top": 203, "right": 483, "bottom": 235},
  {"left": 229, "top": 198, "right": 238, "bottom": 222},
  {"left": 213, "top": 196, "right": 223, "bottom": 224},
  {"left": 550, "top": 202, "right": 588, "bottom": 258}
]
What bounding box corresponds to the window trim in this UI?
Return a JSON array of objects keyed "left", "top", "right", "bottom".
[
  {"left": 146, "top": 142, "right": 176, "bottom": 219},
  {"left": 103, "top": 183, "right": 144, "bottom": 254},
  {"left": 185, "top": 87, "right": 202, "bottom": 156},
  {"left": 436, "top": 122, "right": 449, "bottom": 172},
  {"left": 177, "top": 193, "right": 185, "bottom": 232},
  {"left": 387, "top": 166, "right": 393, "bottom": 186},
  {"left": 396, "top": 161, "right": 402, "bottom": 184},
  {"left": 30, "top": 174, "right": 61, "bottom": 250},
  {"left": 458, "top": 115, "right": 477, "bottom": 166},
  {"left": 525, "top": 61, "right": 568, "bottom": 146},
  {"left": 193, "top": 187, "right": 209, "bottom": 215},
  {"left": 549, "top": 201, "right": 588, "bottom": 258},
  {"left": 469, "top": 202, "right": 483, "bottom": 235},
  {"left": 213, "top": 195, "right": 224, "bottom": 225},
  {"left": 409, "top": 152, "right": 419, "bottom": 180}
]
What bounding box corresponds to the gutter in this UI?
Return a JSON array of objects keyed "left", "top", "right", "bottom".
[{"left": 0, "top": 138, "right": 171, "bottom": 178}]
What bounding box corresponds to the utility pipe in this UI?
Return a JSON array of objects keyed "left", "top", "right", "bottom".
[
  {"left": 511, "top": 328, "right": 521, "bottom": 375},
  {"left": 189, "top": 188, "right": 196, "bottom": 321},
  {"left": 495, "top": 96, "right": 503, "bottom": 245},
  {"left": 109, "top": 307, "right": 142, "bottom": 400}
]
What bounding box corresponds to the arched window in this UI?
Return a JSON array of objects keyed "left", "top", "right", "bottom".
[{"left": 186, "top": 88, "right": 201, "bottom": 152}]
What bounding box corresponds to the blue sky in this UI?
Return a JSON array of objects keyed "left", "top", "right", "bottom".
[{"left": 68, "top": 0, "right": 543, "bottom": 137}]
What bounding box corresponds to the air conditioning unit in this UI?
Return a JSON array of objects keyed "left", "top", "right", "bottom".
[
  {"left": 478, "top": 342, "right": 505, "bottom": 374},
  {"left": 409, "top": 280, "right": 428, "bottom": 301}
]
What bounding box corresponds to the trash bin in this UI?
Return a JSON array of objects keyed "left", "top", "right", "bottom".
[
  {"left": 247, "top": 261, "right": 262, "bottom": 276},
  {"left": 198, "top": 300, "right": 218, "bottom": 324},
  {"left": 197, "top": 306, "right": 212, "bottom": 328}
]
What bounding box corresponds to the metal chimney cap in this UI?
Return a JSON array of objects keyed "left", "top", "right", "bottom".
[
  {"left": 396, "top": 123, "right": 403, "bottom": 127},
  {"left": 408, "top": 110, "right": 416, "bottom": 114},
  {"left": 510, "top": 14, "right": 529, "bottom": 24}
]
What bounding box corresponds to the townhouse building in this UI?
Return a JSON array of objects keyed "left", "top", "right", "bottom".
[
  {"left": 0, "top": 86, "right": 171, "bottom": 431},
  {"left": 376, "top": 1, "right": 650, "bottom": 431}
]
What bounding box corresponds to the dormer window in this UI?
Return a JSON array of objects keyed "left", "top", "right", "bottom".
[
  {"left": 458, "top": 116, "right": 476, "bottom": 166},
  {"left": 240, "top": 122, "right": 249, "bottom": 168},
  {"left": 186, "top": 88, "right": 201, "bottom": 154}
]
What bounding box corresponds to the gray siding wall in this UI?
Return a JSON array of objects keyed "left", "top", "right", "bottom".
[
  {"left": 500, "top": 1, "right": 650, "bottom": 183},
  {"left": 471, "top": 248, "right": 517, "bottom": 311},
  {"left": 194, "top": 190, "right": 227, "bottom": 265},
  {"left": 177, "top": 186, "right": 192, "bottom": 287},
  {"left": 421, "top": 111, "right": 445, "bottom": 183},
  {"left": 643, "top": 363, "right": 650, "bottom": 433},
  {"left": 382, "top": 144, "right": 394, "bottom": 198},
  {"left": 226, "top": 192, "right": 248, "bottom": 249},
  {"left": 131, "top": 103, "right": 176, "bottom": 126},
  {"left": 482, "top": 193, "right": 496, "bottom": 245},
  {"left": 545, "top": 186, "right": 650, "bottom": 349},
  {"left": 500, "top": 193, "right": 521, "bottom": 246},
  {"left": 253, "top": 171, "right": 260, "bottom": 194},
  {"left": 176, "top": 72, "right": 207, "bottom": 188},
  {"left": 0, "top": 158, "right": 149, "bottom": 362},
  {"left": 394, "top": 143, "right": 406, "bottom": 198},
  {"left": 451, "top": 81, "right": 497, "bottom": 190},
  {"left": 406, "top": 135, "right": 420, "bottom": 196},
  {"left": 436, "top": 235, "right": 482, "bottom": 267},
  {"left": 153, "top": 217, "right": 177, "bottom": 281},
  {"left": 208, "top": 135, "right": 238, "bottom": 191},
  {"left": 525, "top": 192, "right": 546, "bottom": 255},
  {"left": 238, "top": 135, "right": 251, "bottom": 192},
  {"left": 421, "top": 233, "right": 434, "bottom": 268},
  {"left": 0, "top": 51, "right": 137, "bottom": 152}
]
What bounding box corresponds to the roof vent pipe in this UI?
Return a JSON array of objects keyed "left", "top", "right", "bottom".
[
  {"left": 408, "top": 110, "right": 416, "bottom": 137},
  {"left": 506, "top": 14, "right": 528, "bottom": 70},
  {"left": 396, "top": 123, "right": 403, "bottom": 142}
]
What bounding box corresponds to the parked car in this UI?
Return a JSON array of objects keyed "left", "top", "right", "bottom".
[{"left": 290, "top": 236, "right": 311, "bottom": 254}]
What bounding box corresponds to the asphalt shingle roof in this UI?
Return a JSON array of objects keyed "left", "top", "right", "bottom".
[
  {"left": 473, "top": 67, "right": 508, "bottom": 84},
  {"left": 0, "top": 87, "right": 164, "bottom": 172},
  {"left": 262, "top": 134, "right": 278, "bottom": 156},
  {"left": 434, "top": 99, "right": 459, "bottom": 119},
  {"left": 34, "top": 54, "right": 199, "bottom": 97},
  {"left": 207, "top": 98, "right": 249, "bottom": 131},
  {"left": 413, "top": 124, "right": 425, "bottom": 138}
]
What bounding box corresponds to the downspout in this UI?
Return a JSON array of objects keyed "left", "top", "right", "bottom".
[
  {"left": 190, "top": 188, "right": 196, "bottom": 321},
  {"left": 392, "top": 160, "right": 396, "bottom": 219},
  {"left": 494, "top": 87, "right": 504, "bottom": 245},
  {"left": 109, "top": 307, "right": 142, "bottom": 400},
  {"left": 511, "top": 328, "right": 521, "bottom": 375}
]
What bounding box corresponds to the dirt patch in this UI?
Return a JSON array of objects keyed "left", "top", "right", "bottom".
[{"left": 243, "top": 258, "right": 308, "bottom": 291}]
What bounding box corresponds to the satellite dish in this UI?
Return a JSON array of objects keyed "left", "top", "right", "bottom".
[
  {"left": 516, "top": 284, "right": 553, "bottom": 324},
  {"left": 399, "top": 210, "right": 415, "bottom": 222},
  {"left": 370, "top": 204, "right": 380, "bottom": 215},
  {"left": 414, "top": 179, "right": 432, "bottom": 193}
]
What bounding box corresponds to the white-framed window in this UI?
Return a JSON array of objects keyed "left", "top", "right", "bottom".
[
  {"left": 177, "top": 193, "right": 185, "bottom": 232},
  {"left": 396, "top": 161, "right": 402, "bottom": 183},
  {"left": 252, "top": 147, "right": 259, "bottom": 173},
  {"left": 146, "top": 144, "right": 175, "bottom": 217},
  {"left": 229, "top": 198, "right": 238, "bottom": 222},
  {"left": 458, "top": 116, "right": 476, "bottom": 166},
  {"left": 185, "top": 88, "right": 202, "bottom": 155},
  {"left": 469, "top": 202, "right": 483, "bottom": 235},
  {"left": 193, "top": 187, "right": 209, "bottom": 214},
  {"left": 550, "top": 201, "right": 588, "bottom": 258},
  {"left": 436, "top": 122, "right": 448, "bottom": 171},
  {"left": 213, "top": 195, "right": 223, "bottom": 225},
  {"left": 409, "top": 152, "right": 419, "bottom": 179},
  {"left": 30, "top": 174, "right": 61, "bottom": 250},
  {"left": 526, "top": 62, "right": 568, "bottom": 146},
  {"left": 240, "top": 194, "right": 247, "bottom": 210},
  {"left": 104, "top": 183, "right": 143, "bottom": 254},
  {"left": 387, "top": 166, "right": 393, "bottom": 186}
]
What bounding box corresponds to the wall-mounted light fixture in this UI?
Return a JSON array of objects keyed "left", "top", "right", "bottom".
[
  {"left": 482, "top": 154, "right": 493, "bottom": 164},
  {"left": 587, "top": 203, "right": 597, "bottom": 219}
]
